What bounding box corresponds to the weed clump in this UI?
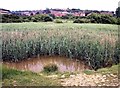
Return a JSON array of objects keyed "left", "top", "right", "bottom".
[{"left": 43, "top": 64, "right": 58, "bottom": 73}]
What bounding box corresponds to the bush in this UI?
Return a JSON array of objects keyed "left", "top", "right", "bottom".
[
  {"left": 101, "top": 15, "right": 117, "bottom": 24},
  {"left": 117, "top": 17, "right": 120, "bottom": 25},
  {"left": 1, "top": 14, "right": 53, "bottom": 23},
  {"left": 2, "top": 14, "right": 23, "bottom": 23},
  {"left": 32, "top": 14, "right": 53, "bottom": 22},
  {"left": 43, "top": 64, "right": 58, "bottom": 73},
  {"left": 43, "top": 16, "right": 53, "bottom": 22},
  {"left": 87, "top": 13, "right": 117, "bottom": 24},
  {"left": 73, "top": 18, "right": 91, "bottom": 23},
  {"left": 54, "top": 19, "right": 63, "bottom": 23}
]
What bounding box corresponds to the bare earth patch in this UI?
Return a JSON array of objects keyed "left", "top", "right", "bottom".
[{"left": 60, "top": 73, "right": 119, "bottom": 86}]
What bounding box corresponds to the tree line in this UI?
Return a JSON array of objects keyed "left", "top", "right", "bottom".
[
  {"left": 1, "top": 10, "right": 120, "bottom": 24},
  {"left": 73, "top": 13, "right": 119, "bottom": 24},
  {"left": 1, "top": 14, "right": 53, "bottom": 23}
]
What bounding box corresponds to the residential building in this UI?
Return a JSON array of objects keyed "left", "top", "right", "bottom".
[{"left": 0, "top": 8, "right": 11, "bottom": 14}]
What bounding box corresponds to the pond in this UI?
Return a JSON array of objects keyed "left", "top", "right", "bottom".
[{"left": 3, "top": 56, "right": 90, "bottom": 73}]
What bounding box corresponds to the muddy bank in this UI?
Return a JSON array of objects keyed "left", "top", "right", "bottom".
[{"left": 3, "top": 56, "right": 90, "bottom": 73}]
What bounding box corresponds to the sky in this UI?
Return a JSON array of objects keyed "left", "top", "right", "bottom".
[{"left": 0, "top": 0, "right": 120, "bottom": 11}]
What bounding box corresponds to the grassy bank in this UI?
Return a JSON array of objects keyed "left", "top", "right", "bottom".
[
  {"left": 2, "top": 65, "right": 60, "bottom": 86},
  {"left": 2, "top": 22, "right": 119, "bottom": 70},
  {"left": 2, "top": 63, "right": 119, "bottom": 86},
  {"left": 83, "top": 63, "right": 119, "bottom": 75}
]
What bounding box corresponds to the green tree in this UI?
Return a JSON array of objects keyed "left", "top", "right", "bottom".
[
  {"left": 87, "top": 13, "right": 117, "bottom": 24},
  {"left": 116, "top": 7, "right": 120, "bottom": 17}
]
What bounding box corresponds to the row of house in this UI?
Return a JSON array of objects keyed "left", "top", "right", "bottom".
[
  {"left": 50, "top": 10, "right": 86, "bottom": 17},
  {"left": 11, "top": 10, "right": 43, "bottom": 16},
  {"left": 0, "top": 8, "right": 11, "bottom": 14},
  {"left": 0, "top": 8, "right": 115, "bottom": 17}
]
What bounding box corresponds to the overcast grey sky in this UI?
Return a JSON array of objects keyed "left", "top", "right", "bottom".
[{"left": 0, "top": 0, "right": 119, "bottom": 11}]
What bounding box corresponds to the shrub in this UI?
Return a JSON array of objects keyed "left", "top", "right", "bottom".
[
  {"left": 1, "top": 14, "right": 54, "bottom": 23},
  {"left": 54, "top": 19, "right": 63, "bottom": 23},
  {"left": 2, "top": 14, "right": 23, "bottom": 23},
  {"left": 73, "top": 18, "right": 91, "bottom": 23},
  {"left": 101, "top": 15, "right": 117, "bottom": 24},
  {"left": 43, "top": 16, "right": 53, "bottom": 22},
  {"left": 87, "top": 13, "right": 117, "bottom": 24},
  {"left": 33, "top": 14, "right": 53, "bottom": 22},
  {"left": 43, "top": 64, "right": 58, "bottom": 73},
  {"left": 117, "top": 17, "right": 120, "bottom": 25}
]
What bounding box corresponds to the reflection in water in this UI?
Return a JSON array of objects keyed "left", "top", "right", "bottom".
[{"left": 3, "top": 56, "right": 90, "bottom": 73}]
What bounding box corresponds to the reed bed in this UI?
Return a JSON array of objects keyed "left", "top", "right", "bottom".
[{"left": 2, "top": 22, "right": 119, "bottom": 70}]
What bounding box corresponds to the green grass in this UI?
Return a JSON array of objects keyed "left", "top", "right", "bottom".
[
  {"left": 2, "top": 65, "right": 78, "bottom": 86},
  {"left": 84, "top": 63, "right": 119, "bottom": 75},
  {"left": 2, "top": 66, "right": 61, "bottom": 86},
  {"left": 83, "top": 70, "right": 95, "bottom": 75},
  {"left": 96, "top": 64, "right": 119, "bottom": 75},
  {"left": 1, "top": 22, "right": 118, "bottom": 32},
  {"left": 2, "top": 63, "right": 119, "bottom": 86}
]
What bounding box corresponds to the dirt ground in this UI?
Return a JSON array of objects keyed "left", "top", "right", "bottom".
[{"left": 60, "top": 73, "right": 119, "bottom": 86}]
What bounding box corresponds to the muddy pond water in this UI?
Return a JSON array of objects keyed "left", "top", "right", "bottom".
[{"left": 3, "top": 56, "right": 90, "bottom": 73}]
